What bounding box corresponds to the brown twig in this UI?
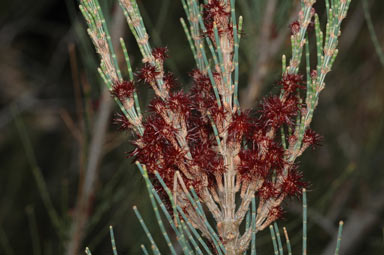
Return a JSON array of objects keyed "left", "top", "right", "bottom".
[
  {"left": 241, "top": 1, "right": 300, "bottom": 109},
  {"left": 64, "top": 6, "right": 126, "bottom": 255}
]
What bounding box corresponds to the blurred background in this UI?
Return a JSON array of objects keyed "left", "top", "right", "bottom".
[{"left": 0, "top": 0, "right": 383, "bottom": 254}]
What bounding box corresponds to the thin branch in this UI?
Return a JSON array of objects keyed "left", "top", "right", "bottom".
[{"left": 65, "top": 6, "right": 126, "bottom": 255}]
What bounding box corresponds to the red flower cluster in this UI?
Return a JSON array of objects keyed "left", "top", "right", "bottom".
[
  {"left": 228, "top": 111, "right": 251, "bottom": 142},
  {"left": 281, "top": 167, "right": 306, "bottom": 197},
  {"left": 202, "top": 0, "right": 232, "bottom": 39},
  {"left": 303, "top": 128, "right": 322, "bottom": 149},
  {"left": 137, "top": 63, "right": 159, "bottom": 84},
  {"left": 259, "top": 96, "right": 299, "bottom": 128},
  {"left": 130, "top": 83, "right": 224, "bottom": 191},
  {"left": 111, "top": 80, "right": 135, "bottom": 101},
  {"left": 290, "top": 20, "right": 300, "bottom": 35},
  {"left": 189, "top": 69, "right": 222, "bottom": 120},
  {"left": 256, "top": 74, "right": 306, "bottom": 129},
  {"left": 279, "top": 74, "right": 304, "bottom": 94},
  {"left": 234, "top": 73, "right": 310, "bottom": 201},
  {"left": 152, "top": 47, "right": 168, "bottom": 62},
  {"left": 113, "top": 113, "right": 131, "bottom": 130},
  {"left": 113, "top": 48, "right": 314, "bottom": 218},
  {"left": 163, "top": 72, "right": 178, "bottom": 91}
]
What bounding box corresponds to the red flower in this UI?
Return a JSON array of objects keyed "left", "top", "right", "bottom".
[
  {"left": 303, "top": 129, "right": 322, "bottom": 148},
  {"left": 202, "top": 0, "right": 231, "bottom": 38},
  {"left": 189, "top": 69, "right": 219, "bottom": 114},
  {"left": 113, "top": 113, "right": 131, "bottom": 130},
  {"left": 267, "top": 206, "right": 284, "bottom": 220},
  {"left": 190, "top": 69, "right": 212, "bottom": 92},
  {"left": 152, "top": 47, "right": 169, "bottom": 62},
  {"left": 167, "top": 91, "right": 192, "bottom": 117},
  {"left": 264, "top": 142, "right": 285, "bottom": 169},
  {"left": 259, "top": 96, "right": 298, "bottom": 128},
  {"left": 148, "top": 97, "right": 168, "bottom": 116},
  {"left": 192, "top": 142, "right": 224, "bottom": 175},
  {"left": 163, "top": 72, "right": 178, "bottom": 90},
  {"left": 137, "top": 63, "right": 159, "bottom": 84},
  {"left": 290, "top": 21, "right": 300, "bottom": 35},
  {"left": 258, "top": 181, "right": 280, "bottom": 200},
  {"left": 228, "top": 111, "right": 251, "bottom": 142},
  {"left": 281, "top": 166, "right": 306, "bottom": 197},
  {"left": 238, "top": 149, "right": 269, "bottom": 179},
  {"left": 279, "top": 74, "right": 305, "bottom": 95},
  {"left": 203, "top": 0, "right": 229, "bottom": 20},
  {"left": 111, "top": 81, "right": 135, "bottom": 100}
]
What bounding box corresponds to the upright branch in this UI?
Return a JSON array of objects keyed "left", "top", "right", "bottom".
[{"left": 80, "top": 0, "right": 351, "bottom": 254}]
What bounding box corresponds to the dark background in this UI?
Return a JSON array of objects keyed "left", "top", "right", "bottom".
[{"left": 1, "top": 0, "right": 384, "bottom": 254}]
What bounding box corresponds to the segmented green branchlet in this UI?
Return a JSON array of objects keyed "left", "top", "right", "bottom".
[
  {"left": 280, "top": 54, "right": 288, "bottom": 149},
  {"left": 118, "top": 0, "right": 168, "bottom": 93},
  {"left": 177, "top": 205, "right": 224, "bottom": 255},
  {"left": 177, "top": 208, "right": 214, "bottom": 255},
  {"left": 141, "top": 165, "right": 197, "bottom": 255},
  {"left": 181, "top": 0, "right": 204, "bottom": 70},
  {"left": 180, "top": 18, "right": 199, "bottom": 65},
  {"left": 188, "top": 188, "right": 226, "bottom": 254},
  {"left": 119, "top": 38, "right": 144, "bottom": 131},
  {"left": 213, "top": 23, "right": 231, "bottom": 107},
  {"left": 136, "top": 163, "right": 178, "bottom": 255},
  {"left": 334, "top": 221, "right": 344, "bottom": 255},
  {"left": 85, "top": 247, "right": 92, "bottom": 255},
  {"left": 187, "top": 0, "right": 232, "bottom": 107},
  {"left": 140, "top": 244, "right": 149, "bottom": 255},
  {"left": 269, "top": 225, "right": 279, "bottom": 255},
  {"left": 80, "top": 0, "right": 144, "bottom": 135},
  {"left": 97, "top": 60, "right": 143, "bottom": 135},
  {"left": 109, "top": 226, "right": 118, "bottom": 255},
  {"left": 205, "top": 33, "right": 222, "bottom": 80},
  {"left": 180, "top": 219, "right": 204, "bottom": 255},
  {"left": 251, "top": 197, "right": 257, "bottom": 255},
  {"left": 133, "top": 206, "right": 161, "bottom": 255},
  {"left": 200, "top": 43, "right": 223, "bottom": 107},
  {"left": 119, "top": 38, "right": 134, "bottom": 81},
  {"left": 314, "top": 15, "right": 323, "bottom": 74},
  {"left": 273, "top": 223, "right": 284, "bottom": 255},
  {"left": 303, "top": 189, "right": 308, "bottom": 255},
  {"left": 82, "top": 0, "right": 122, "bottom": 81},
  {"left": 118, "top": 0, "right": 152, "bottom": 60},
  {"left": 230, "top": 0, "right": 239, "bottom": 109},
  {"left": 153, "top": 172, "right": 213, "bottom": 255},
  {"left": 181, "top": 0, "right": 223, "bottom": 107},
  {"left": 292, "top": 0, "right": 351, "bottom": 157},
  {"left": 283, "top": 227, "right": 292, "bottom": 255},
  {"left": 207, "top": 113, "right": 223, "bottom": 152},
  {"left": 305, "top": 37, "right": 311, "bottom": 88},
  {"left": 277, "top": 0, "right": 316, "bottom": 162},
  {"left": 286, "top": 0, "right": 316, "bottom": 75},
  {"left": 243, "top": 211, "right": 251, "bottom": 255}
]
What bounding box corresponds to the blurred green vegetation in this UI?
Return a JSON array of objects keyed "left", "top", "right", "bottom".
[{"left": 0, "top": 0, "right": 384, "bottom": 254}]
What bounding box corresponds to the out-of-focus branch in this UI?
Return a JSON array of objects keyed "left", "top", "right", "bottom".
[
  {"left": 362, "top": 0, "right": 384, "bottom": 66},
  {"left": 241, "top": 1, "right": 299, "bottom": 109},
  {"left": 241, "top": 0, "right": 276, "bottom": 109},
  {"left": 65, "top": 6, "right": 126, "bottom": 255},
  {"left": 321, "top": 190, "right": 384, "bottom": 255}
]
